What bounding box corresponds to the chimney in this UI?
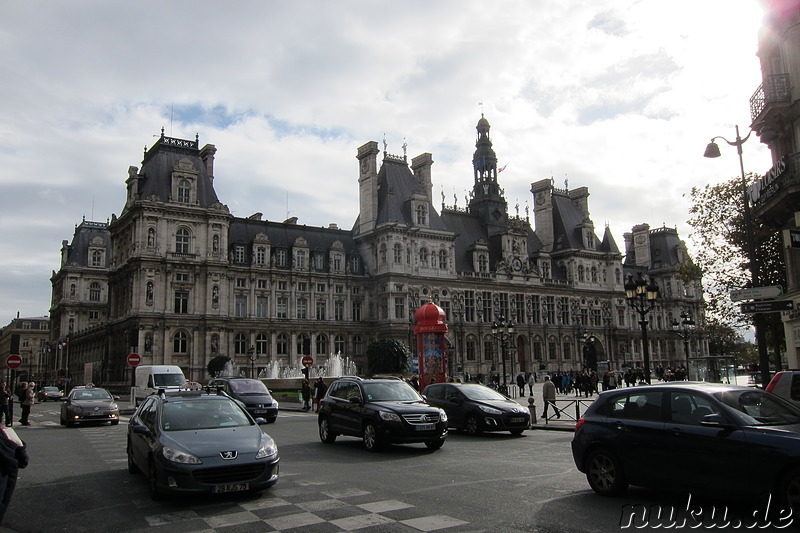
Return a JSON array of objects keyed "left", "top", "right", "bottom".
[{"left": 200, "top": 144, "right": 217, "bottom": 181}]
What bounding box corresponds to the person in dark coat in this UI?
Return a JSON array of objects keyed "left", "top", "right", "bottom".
[
  {"left": 301, "top": 379, "right": 312, "bottom": 411},
  {"left": 0, "top": 383, "right": 10, "bottom": 427},
  {"left": 313, "top": 377, "right": 327, "bottom": 412},
  {"left": 0, "top": 423, "right": 28, "bottom": 524}
]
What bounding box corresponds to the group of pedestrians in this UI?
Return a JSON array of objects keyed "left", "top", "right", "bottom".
[{"left": 0, "top": 381, "right": 35, "bottom": 427}]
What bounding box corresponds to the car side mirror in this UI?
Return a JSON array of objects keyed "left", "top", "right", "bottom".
[
  {"left": 131, "top": 424, "right": 150, "bottom": 435},
  {"left": 349, "top": 397, "right": 361, "bottom": 404},
  {"left": 699, "top": 414, "right": 729, "bottom": 427}
]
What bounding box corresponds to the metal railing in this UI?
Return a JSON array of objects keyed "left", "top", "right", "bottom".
[
  {"left": 750, "top": 73, "right": 791, "bottom": 121},
  {"left": 540, "top": 398, "right": 594, "bottom": 425}
]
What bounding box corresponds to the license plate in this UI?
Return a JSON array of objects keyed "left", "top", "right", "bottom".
[
  {"left": 510, "top": 417, "right": 526, "bottom": 423},
  {"left": 416, "top": 424, "right": 435, "bottom": 431},
  {"left": 213, "top": 482, "right": 249, "bottom": 493},
  {"left": 253, "top": 410, "right": 267, "bottom": 414}
]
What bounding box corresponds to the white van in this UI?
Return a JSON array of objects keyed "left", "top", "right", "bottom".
[{"left": 131, "top": 365, "right": 187, "bottom": 406}]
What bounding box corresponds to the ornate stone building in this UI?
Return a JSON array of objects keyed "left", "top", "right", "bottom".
[{"left": 49, "top": 117, "right": 705, "bottom": 387}]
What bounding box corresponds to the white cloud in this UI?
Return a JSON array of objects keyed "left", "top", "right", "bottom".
[{"left": 0, "top": 0, "right": 774, "bottom": 318}]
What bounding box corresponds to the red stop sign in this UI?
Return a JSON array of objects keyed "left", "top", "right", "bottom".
[
  {"left": 6, "top": 354, "right": 22, "bottom": 369},
  {"left": 301, "top": 355, "right": 314, "bottom": 367},
  {"left": 127, "top": 353, "right": 142, "bottom": 367}
]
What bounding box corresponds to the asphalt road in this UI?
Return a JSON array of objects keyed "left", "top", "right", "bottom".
[{"left": 0, "top": 402, "right": 775, "bottom": 532}]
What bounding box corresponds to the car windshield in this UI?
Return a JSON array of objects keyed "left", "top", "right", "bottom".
[
  {"left": 43, "top": 387, "right": 59, "bottom": 393},
  {"left": 72, "top": 389, "right": 111, "bottom": 401},
  {"left": 460, "top": 385, "right": 509, "bottom": 401},
  {"left": 154, "top": 374, "right": 185, "bottom": 387},
  {"left": 229, "top": 380, "right": 270, "bottom": 395},
  {"left": 714, "top": 389, "right": 800, "bottom": 426},
  {"left": 362, "top": 382, "right": 422, "bottom": 402},
  {"left": 161, "top": 398, "right": 252, "bottom": 431}
]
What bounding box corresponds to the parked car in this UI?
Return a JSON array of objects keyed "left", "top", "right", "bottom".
[
  {"left": 766, "top": 370, "right": 800, "bottom": 407},
  {"left": 571, "top": 382, "right": 800, "bottom": 513},
  {"left": 208, "top": 377, "right": 279, "bottom": 423},
  {"left": 60, "top": 385, "right": 119, "bottom": 427},
  {"left": 423, "top": 382, "right": 530, "bottom": 435},
  {"left": 127, "top": 388, "right": 280, "bottom": 500},
  {"left": 317, "top": 377, "right": 448, "bottom": 451},
  {"left": 37, "top": 386, "right": 63, "bottom": 402}
]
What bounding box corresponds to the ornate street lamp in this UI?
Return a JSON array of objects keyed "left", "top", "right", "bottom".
[
  {"left": 491, "top": 316, "right": 515, "bottom": 392},
  {"left": 704, "top": 126, "right": 770, "bottom": 387},
  {"left": 580, "top": 330, "right": 598, "bottom": 371},
  {"left": 248, "top": 345, "right": 257, "bottom": 379},
  {"left": 624, "top": 273, "right": 660, "bottom": 384},
  {"left": 671, "top": 311, "right": 695, "bottom": 370}
]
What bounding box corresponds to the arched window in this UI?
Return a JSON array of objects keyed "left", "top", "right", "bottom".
[
  {"left": 353, "top": 335, "right": 364, "bottom": 355},
  {"left": 393, "top": 244, "right": 402, "bottom": 264},
  {"left": 276, "top": 333, "right": 289, "bottom": 355},
  {"left": 173, "top": 331, "right": 189, "bottom": 353},
  {"left": 175, "top": 228, "right": 190, "bottom": 254},
  {"left": 419, "top": 248, "right": 429, "bottom": 267},
  {"left": 590, "top": 266, "right": 597, "bottom": 283},
  {"left": 615, "top": 268, "right": 621, "bottom": 283},
  {"left": 297, "top": 333, "right": 310, "bottom": 356},
  {"left": 478, "top": 254, "right": 487, "bottom": 272},
  {"left": 234, "top": 333, "right": 248, "bottom": 354},
  {"left": 334, "top": 334, "right": 345, "bottom": 355},
  {"left": 89, "top": 282, "right": 101, "bottom": 302},
  {"left": 255, "top": 333, "right": 269, "bottom": 355},
  {"left": 578, "top": 265, "right": 585, "bottom": 282},
  {"left": 315, "top": 334, "right": 328, "bottom": 355},
  {"left": 438, "top": 250, "right": 448, "bottom": 270},
  {"left": 91, "top": 250, "right": 103, "bottom": 267},
  {"left": 177, "top": 179, "right": 191, "bottom": 203}
]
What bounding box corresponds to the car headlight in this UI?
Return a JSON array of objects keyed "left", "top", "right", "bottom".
[
  {"left": 256, "top": 436, "right": 278, "bottom": 459},
  {"left": 271, "top": 400, "right": 279, "bottom": 408},
  {"left": 479, "top": 405, "right": 503, "bottom": 415},
  {"left": 438, "top": 408, "right": 448, "bottom": 422},
  {"left": 110, "top": 403, "right": 118, "bottom": 410},
  {"left": 379, "top": 411, "right": 402, "bottom": 422},
  {"left": 162, "top": 446, "right": 201, "bottom": 464}
]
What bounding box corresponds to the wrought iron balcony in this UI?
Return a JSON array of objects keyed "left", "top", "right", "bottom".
[{"left": 750, "top": 73, "right": 791, "bottom": 121}]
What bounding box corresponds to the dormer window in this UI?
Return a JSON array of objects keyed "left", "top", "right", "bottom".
[
  {"left": 416, "top": 205, "right": 427, "bottom": 225},
  {"left": 234, "top": 245, "right": 246, "bottom": 264},
  {"left": 478, "top": 254, "right": 487, "bottom": 272},
  {"left": 177, "top": 178, "right": 191, "bottom": 203},
  {"left": 276, "top": 249, "right": 287, "bottom": 267},
  {"left": 90, "top": 249, "right": 103, "bottom": 267}
]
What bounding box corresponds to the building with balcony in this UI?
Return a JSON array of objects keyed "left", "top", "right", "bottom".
[
  {"left": 749, "top": 0, "right": 800, "bottom": 368},
  {"left": 49, "top": 117, "right": 705, "bottom": 388}
]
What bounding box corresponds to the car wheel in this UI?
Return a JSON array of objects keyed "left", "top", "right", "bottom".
[
  {"left": 266, "top": 417, "right": 277, "bottom": 424},
  {"left": 465, "top": 415, "right": 482, "bottom": 436},
  {"left": 65, "top": 418, "right": 75, "bottom": 428},
  {"left": 59, "top": 413, "right": 65, "bottom": 426},
  {"left": 127, "top": 442, "right": 140, "bottom": 475},
  {"left": 319, "top": 417, "right": 337, "bottom": 444},
  {"left": 779, "top": 467, "right": 800, "bottom": 517},
  {"left": 148, "top": 460, "right": 163, "bottom": 501},
  {"left": 363, "top": 422, "right": 383, "bottom": 452},
  {"left": 424, "top": 438, "right": 445, "bottom": 450},
  {"left": 509, "top": 428, "right": 525, "bottom": 436},
  {"left": 585, "top": 448, "right": 628, "bottom": 496}
]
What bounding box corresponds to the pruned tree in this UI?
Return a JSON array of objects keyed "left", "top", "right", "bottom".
[
  {"left": 207, "top": 355, "right": 230, "bottom": 378},
  {"left": 366, "top": 338, "right": 410, "bottom": 375}
]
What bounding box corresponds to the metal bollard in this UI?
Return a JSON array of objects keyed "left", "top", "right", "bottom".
[{"left": 528, "top": 396, "right": 537, "bottom": 424}]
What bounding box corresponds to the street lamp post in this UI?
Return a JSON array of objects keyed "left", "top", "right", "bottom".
[
  {"left": 248, "top": 345, "right": 257, "bottom": 379},
  {"left": 580, "top": 330, "right": 598, "bottom": 371},
  {"left": 491, "top": 316, "right": 514, "bottom": 393},
  {"left": 671, "top": 311, "right": 695, "bottom": 372},
  {"left": 624, "top": 273, "right": 660, "bottom": 384},
  {"left": 704, "top": 126, "right": 771, "bottom": 387}
]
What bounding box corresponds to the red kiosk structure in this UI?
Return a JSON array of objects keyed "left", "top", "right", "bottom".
[{"left": 413, "top": 301, "right": 448, "bottom": 390}]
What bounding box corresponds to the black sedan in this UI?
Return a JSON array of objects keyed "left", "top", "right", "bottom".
[
  {"left": 424, "top": 382, "right": 530, "bottom": 435},
  {"left": 37, "top": 386, "right": 63, "bottom": 402},
  {"left": 60, "top": 386, "right": 119, "bottom": 426},
  {"left": 571, "top": 382, "right": 800, "bottom": 512},
  {"left": 127, "top": 389, "right": 280, "bottom": 500}
]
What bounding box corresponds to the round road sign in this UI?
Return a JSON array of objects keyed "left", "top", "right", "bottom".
[
  {"left": 6, "top": 354, "right": 22, "bottom": 369},
  {"left": 127, "top": 353, "right": 142, "bottom": 367},
  {"left": 301, "top": 355, "right": 314, "bottom": 367}
]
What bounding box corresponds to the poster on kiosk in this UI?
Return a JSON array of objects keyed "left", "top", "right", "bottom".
[{"left": 413, "top": 302, "right": 448, "bottom": 390}]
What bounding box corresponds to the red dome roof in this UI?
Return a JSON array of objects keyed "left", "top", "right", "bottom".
[{"left": 414, "top": 302, "right": 445, "bottom": 324}]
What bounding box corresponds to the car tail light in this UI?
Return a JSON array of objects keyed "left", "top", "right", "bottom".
[
  {"left": 575, "top": 418, "right": 585, "bottom": 433},
  {"left": 766, "top": 372, "right": 783, "bottom": 393}
]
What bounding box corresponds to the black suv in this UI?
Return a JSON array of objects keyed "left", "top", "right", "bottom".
[
  {"left": 208, "top": 377, "right": 279, "bottom": 423},
  {"left": 317, "top": 377, "right": 448, "bottom": 451}
]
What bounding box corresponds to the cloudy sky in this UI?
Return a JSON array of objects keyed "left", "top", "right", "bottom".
[{"left": 0, "top": 0, "right": 774, "bottom": 320}]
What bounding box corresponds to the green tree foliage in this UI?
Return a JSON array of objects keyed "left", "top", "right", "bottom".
[
  {"left": 687, "top": 175, "right": 785, "bottom": 357},
  {"left": 366, "top": 338, "right": 410, "bottom": 375},
  {"left": 207, "top": 355, "right": 230, "bottom": 378}
]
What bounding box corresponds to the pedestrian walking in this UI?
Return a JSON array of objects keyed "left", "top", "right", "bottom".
[
  {"left": 516, "top": 373, "right": 525, "bottom": 397},
  {"left": 527, "top": 372, "right": 535, "bottom": 396},
  {"left": 301, "top": 379, "right": 312, "bottom": 411},
  {"left": 0, "top": 422, "right": 28, "bottom": 524},
  {"left": 18, "top": 383, "right": 34, "bottom": 426},
  {"left": 313, "top": 377, "right": 327, "bottom": 412},
  {"left": 541, "top": 376, "right": 560, "bottom": 419},
  {"left": 0, "top": 383, "right": 10, "bottom": 427}
]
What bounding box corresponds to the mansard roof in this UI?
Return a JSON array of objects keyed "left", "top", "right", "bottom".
[
  {"left": 63, "top": 219, "right": 110, "bottom": 267},
  {"left": 624, "top": 226, "right": 684, "bottom": 268},
  {"left": 551, "top": 194, "right": 616, "bottom": 254},
  {"left": 375, "top": 156, "right": 449, "bottom": 231},
  {"left": 137, "top": 134, "right": 220, "bottom": 207},
  {"left": 229, "top": 217, "right": 360, "bottom": 255}
]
